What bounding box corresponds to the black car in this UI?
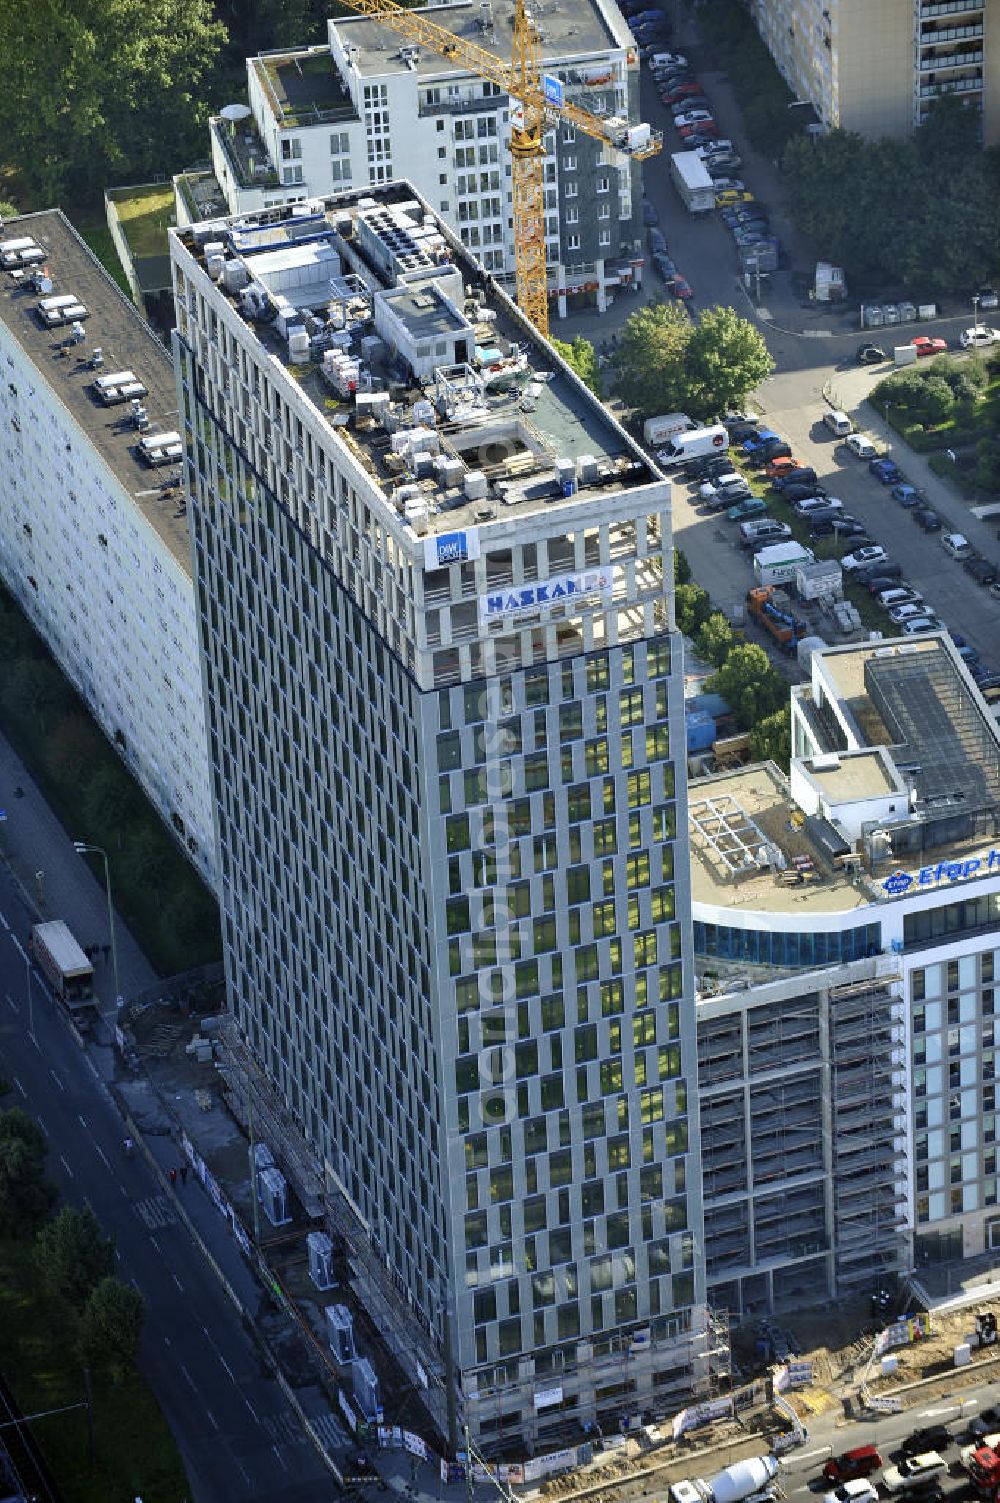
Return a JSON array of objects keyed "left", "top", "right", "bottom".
[
  {"left": 900, "top": 1426, "right": 952, "bottom": 1457},
  {"left": 964, "top": 556, "right": 999, "bottom": 585},
  {"left": 684, "top": 455, "right": 731, "bottom": 481},
  {"left": 809, "top": 519, "right": 835, "bottom": 539},
  {"left": 858, "top": 563, "right": 904, "bottom": 587},
  {"left": 830, "top": 514, "right": 868, "bottom": 536},
  {"left": 857, "top": 343, "right": 886, "bottom": 366},
  {"left": 913, "top": 507, "right": 942, "bottom": 532},
  {"left": 969, "top": 1406, "right": 1000, "bottom": 1438},
  {"left": 782, "top": 482, "right": 827, "bottom": 505}
]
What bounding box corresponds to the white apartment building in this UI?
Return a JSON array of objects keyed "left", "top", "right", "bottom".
[
  {"left": 751, "top": 0, "right": 1000, "bottom": 142},
  {"left": 168, "top": 184, "right": 719, "bottom": 1453},
  {"left": 198, "top": 0, "right": 647, "bottom": 319},
  {"left": 689, "top": 635, "right": 1000, "bottom": 1315},
  {"left": 0, "top": 211, "right": 216, "bottom": 887}
]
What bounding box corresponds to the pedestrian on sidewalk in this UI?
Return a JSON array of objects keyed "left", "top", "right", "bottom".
[
  {"left": 169, "top": 1167, "right": 177, "bottom": 1186},
  {"left": 180, "top": 1163, "right": 189, "bottom": 1186}
]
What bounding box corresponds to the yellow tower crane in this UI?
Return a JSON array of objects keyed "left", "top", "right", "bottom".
[{"left": 333, "top": 0, "right": 662, "bottom": 338}]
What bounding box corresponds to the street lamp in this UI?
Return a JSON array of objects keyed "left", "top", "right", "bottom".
[
  {"left": 884, "top": 401, "right": 892, "bottom": 454},
  {"left": 72, "top": 842, "right": 120, "bottom": 1005},
  {"left": 973, "top": 292, "right": 981, "bottom": 331}
]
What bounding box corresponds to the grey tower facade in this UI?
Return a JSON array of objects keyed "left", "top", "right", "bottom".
[{"left": 170, "top": 185, "right": 706, "bottom": 1451}]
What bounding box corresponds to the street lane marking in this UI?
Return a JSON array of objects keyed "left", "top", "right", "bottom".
[
  {"left": 234, "top": 1459, "right": 251, "bottom": 1488},
  {"left": 180, "top": 1363, "right": 197, "bottom": 1391},
  {"left": 244, "top": 1398, "right": 259, "bottom": 1422},
  {"left": 49, "top": 1068, "right": 65, "bottom": 1092},
  {"left": 172, "top": 1273, "right": 184, "bottom": 1293},
  {"left": 134, "top": 1194, "right": 177, "bottom": 1230},
  {"left": 4, "top": 993, "right": 14, "bottom": 1013},
  {"left": 10, "top": 935, "right": 25, "bottom": 961},
  {"left": 95, "top": 1144, "right": 110, "bottom": 1170},
  {"left": 12, "top": 1076, "right": 24, "bottom": 1097},
  {"left": 797, "top": 1452, "right": 831, "bottom": 1462},
  {"left": 0, "top": 911, "right": 9, "bottom": 931},
  {"left": 202, "top": 1326, "right": 237, "bottom": 1382},
  {"left": 148, "top": 1234, "right": 161, "bottom": 1255},
  {"left": 59, "top": 1154, "right": 74, "bottom": 1179},
  {"left": 272, "top": 1445, "right": 288, "bottom": 1472},
  {"left": 205, "top": 1407, "right": 219, "bottom": 1431}
]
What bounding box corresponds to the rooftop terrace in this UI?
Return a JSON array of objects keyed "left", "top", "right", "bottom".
[
  {"left": 0, "top": 211, "right": 190, "bottom": 572},
  {"left": 251, "top": 47, "right": 358, "bottom": 127},
  {"left": 173, "top": 186, "right": 655, "bottom": 536},
  {"left": 332, "top": 0, "right": 631, "bottom": 79}
]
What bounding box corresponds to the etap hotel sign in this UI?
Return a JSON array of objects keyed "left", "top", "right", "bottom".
[
  {"left": 479, "top": 569, "right": 612, "bottom": 623},
  {"left": 882, "top": 848, "right": 1000, "bottom": 895}
]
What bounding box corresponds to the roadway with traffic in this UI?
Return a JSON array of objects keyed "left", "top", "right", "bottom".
[{"left": 0, "top": 851, "right": 335, "bottom": 1503}]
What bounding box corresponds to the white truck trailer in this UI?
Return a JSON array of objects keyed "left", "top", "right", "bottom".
[{"left": 670, "top": 151, "right": 716, "bottom": 212}]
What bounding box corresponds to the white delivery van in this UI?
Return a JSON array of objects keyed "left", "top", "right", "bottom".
[
  {"left": 643, "top": 412, "right": 694, "bottom": 447},
  {"left": 823, "top": 409, "right": 853, "bottom": 437},
  {"left": 657, "top": 423, "right": 729, "bottom": 467}
]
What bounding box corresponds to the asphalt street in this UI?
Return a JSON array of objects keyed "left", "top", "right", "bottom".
[{"left": 0, "top": 858, "right": 334, "bottom": 1503}]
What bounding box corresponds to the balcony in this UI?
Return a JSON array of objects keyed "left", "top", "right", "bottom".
[
  {"left": 920, "top": 73, "right": 983, "bottom": 97},
  {"left": 920, "top": 21, "right": 984, "bottom": 40},
  {"left": 920, "top": 0, "right": 984, "bottom": 14},
  {"left": 919, "top": 47, "right": 984, "bottom": 69},
  {"left": 211, "top": 117, "right": 279, "bottom": 190}
]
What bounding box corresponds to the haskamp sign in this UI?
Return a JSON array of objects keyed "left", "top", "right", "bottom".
[
  {"left": 480, "top": 569, "right": 612, "bottom": 622},
  {"left": 882, "top": 848, "right": 1000, "bottom": 894}
]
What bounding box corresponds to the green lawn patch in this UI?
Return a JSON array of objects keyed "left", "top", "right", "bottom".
[
  {"left": 0, "top": 1238, "right": 190, "bottom": 1502},
  {"left": 107, "top": 183, "right": 176, "bottom": 259},
  {"left": 0, "top": 585, "right": 221, "bottom": 977}
]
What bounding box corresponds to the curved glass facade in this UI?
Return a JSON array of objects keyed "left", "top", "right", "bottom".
[{"left": 693, "top": 920, "right": 882, "bottom": 969}]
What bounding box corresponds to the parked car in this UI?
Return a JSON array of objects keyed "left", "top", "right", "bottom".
[
  {"left": 891, "top": 484, "right": 921, "bottom": 507},
  {"left": 878, "top": 587, "right": 923, "bottom": 609},
  {"left": 674, "top": 109, "right": 713, "bottom": 127},
  {"left": 960, "top": 326, "right": 1000, "bottom": 349},
  {"left": 783, "top": 482, "right": 827, "bottom": 504},
  {"left": 902, "top": 616, "right": 946, "bottom": 636},
  {"left": 648, "top": 227, "right": 667, "bottom": 255},
  {"left": 794, "top": 495, "right": 840, "bottom": 516},
  {"left": 913, "top": 507, "right": 942, "bottom": 532},
  {"left": 976, "top": 287, "right": 999, "bottom": 312},
  {"left": 705, "top": 152, "right": 742, "bottom": 172},
  {"left": 642, "top": 199, "right": 658, "bottom": 226},
  {"left": 882, "top": 1452, "right": 948, "bottom": 1492},
  {"left": 842, "top": 545, "right": 888, "bottom": 572},
  {"left": 664, "top": 82, "right": 702, "bottom": 101},
  {"left": 964, "top": 556, "right": 999, "bottom": 585},
  {"left": 968, "top": 1407, "right": 1000, "bottom": 1438},
  {"left": 823, "top": 1447, "right": 883, "bottom": 1484},
  {"left": 742, "top": 429, "right": 781, "bottom": 455},
  {"left": 708, "top": 177, "right": 746, "bottom": 195},
  {"left": 825, "top": 1483, "right": 879, "bottom": 1503},
  {"left": 845, "top": 434, "right": 878, "bottom": 459},
  {"left": 716, "top": 188, "right": 755, "bottom": 207},
  {"left": 671, "top": 96, "right": 710, "bottom": 116},
  {"left": 913, "top": 336, "right": 947, "bottom": 358},
  {"left": 695, "top": 139, "right": 735, "bottom": 158},
  {"left": 679, "top": 121, "right": 719, "bottom": 141},
  {"left": 889, "top": 601, "right": 933, "bottom": 624},
  {"left": 857, "top": 343, "right": 886, "bottom": 366},
  {"left": 652, "top": 253, "right": 678, "bottom": 281},
  {"left": 774, "top": 467, "right": 819, "bottom": 491},
  {"left": 859, "top": 564, "right": 904, "bottom": 588},
  {"left": 670, "top": 275, "right": 693, "bottom": 299},
  {"left": 728, "top": 497, "right": 767, "bottom": 521},
  {"left": 830, "top": 514, "right": 868, "bottom": 536},
  {"left": 809, "top": 519, "right": 835, "bottom": 539},
  {"left": 869, "top": 457, "right": 902, "bottom": 484}
]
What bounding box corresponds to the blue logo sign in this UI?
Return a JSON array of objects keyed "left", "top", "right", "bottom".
[
  {"left": 881, "top": 848, "right": 1000, "bottom": 894},
  {"left": 543, "top": 73, "right": 564, "bottom": 108},
  {"left": 435, "top": 531, "right": 470, "bottom": 566}
]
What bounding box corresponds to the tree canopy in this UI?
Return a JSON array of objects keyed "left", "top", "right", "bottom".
[
  {"left": 783, "top": 100, "right": 1000, "bottom": 297},
  {"left": 78, "top": 1277, "right": 145, "bottom": 1382},
  {"left": 35, "top": 1206, "right": 115, "bottom": 1310},
  {"left": 0, "top": 0, "right": 227, "bottom": 205},
  {"left": 551, "top": 336, "right": 601, "bottom": 396},
  {"left": 0, "top": 1108, "right": 55, "bottom": 1237},
  {"left": 612, "top": 301, "right": 773, "bottom": 420}
]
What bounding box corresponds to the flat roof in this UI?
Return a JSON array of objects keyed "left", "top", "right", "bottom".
[
  {"left": 802, "top": 749, "right": 898, "bottom": 802},
  {"left": 0, "top": 211, "right": 190, "bottom": 573},
  {"left": 172, "top": 186, "right": 655, "bottom": 536},
  {"left": 689, "top": 764, "right": 869, "bottom": 917},
  {"left": 251, "top": 47, "right": 358, "bottom": 126},
  {"left": 332, "top": 0, "right": 629, "bottom": 79}
]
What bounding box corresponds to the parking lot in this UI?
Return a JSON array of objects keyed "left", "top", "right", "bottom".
[{"left": 666, "top": 395, "right": 1000, "bottom": 680}]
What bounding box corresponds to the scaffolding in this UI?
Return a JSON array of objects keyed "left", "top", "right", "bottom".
[{"left": 829, "top": 974, "right": 907, "bottom": 1293}]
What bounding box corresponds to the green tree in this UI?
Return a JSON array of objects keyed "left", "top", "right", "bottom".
[
  {"left": 674, "top": 583, "right": 712, "bottom": 639},
  {"left": 551, "top": 336, "right": 601, "bottom": 396},
  {"left": 611, "top": 301, "right": 693, "bottom": 416},
  {"left": 707, "top": 643, "right": 786, "bottom": 728},
  {"left": 749, "top": 705, "right": 792, "bottom": 770},
  {"left": 82, "top": 762, "right": 145, "bottom": 834},
  {"left": 673, "top": 549, "right": 692, "bottom": 587},
  {"left": 35, "top": 1206, "right": 114, "bottom": 1310},
  {"left": 916, "top": 375, "right": 956, "bottom": 427},
  {"left": 78, "top": 1278, "right": 145, "bottom": 1383},
  {"left": 0, "top": 1109, "right": 54, "bottom": 1237},
  {"left": 684, "top": 307, "right": 774, "bottom": 417},
  {"left": 0, "top": 0, "right": 227, "bottom": 205},
  {"left": 695, "top": 612, "right": 736, "bottom": 669}
]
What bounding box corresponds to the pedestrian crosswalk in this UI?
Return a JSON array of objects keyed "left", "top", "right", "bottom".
[
  {"left": 310, "top": 1411, "right": 349, "bottom": 1452},
  {"left": 134, "top": 1194, "right": 178, "bottom": 1230},
  {"left": 261, "top": 1408, "right": 348, "bottom": 1453}
]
